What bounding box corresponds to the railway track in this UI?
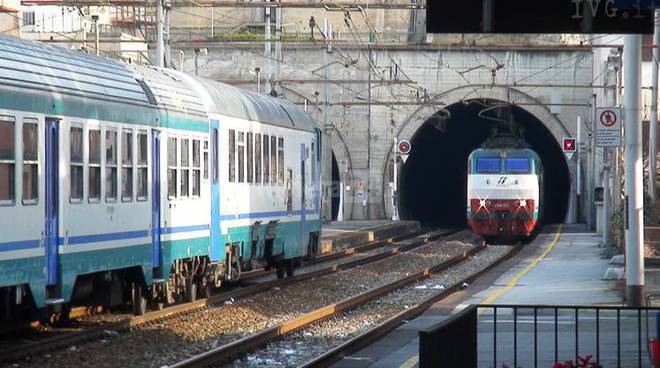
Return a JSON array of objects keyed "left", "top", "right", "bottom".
[
  {"left": 0, "top": 228, "right": 458, "bottom": 365},
  {"left": 168, "top": 239, "right": 502, "bottom": 368}
]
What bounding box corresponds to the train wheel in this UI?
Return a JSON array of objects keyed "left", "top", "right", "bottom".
[
  {"left": 185, "top": 279, "right": 197, "bottom": 303},
  {"left": 131, "top": 283, "right": 147, "bottom": 316},
  {"left": 275, "top": 265, "right": 285, "bottom": 280},
  {"left": 198, "top": 279, "right": 211, "bottom": 299},
  {"left": 51, "top": 304, "right": 71, "bottom": 327},
  {"left": 285, "top": 262, "right": 295, "bottom": 278}
]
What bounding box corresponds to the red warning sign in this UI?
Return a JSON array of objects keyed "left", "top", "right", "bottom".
[
  {"left": 398, "top": 140, "right": 411, "bottom": 155},
  {"left": 563, "top": 138, "right": 576, "bottom": 152},
  {"left": 599, "top": 109, "right": 617, "bottom": 127}
]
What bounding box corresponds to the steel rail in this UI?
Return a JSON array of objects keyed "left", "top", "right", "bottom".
[
  {"left": 168, "top": 241, "right": 486, "bottom": 368},
  {"left": 0, "top": 228, "right": 458, "bottom": 364},
  {"left": 299, "top": 242, "right": 525, "bottom": 368},
  {"left": 239, "top": 227, "right": 429, "bottom": 281}
]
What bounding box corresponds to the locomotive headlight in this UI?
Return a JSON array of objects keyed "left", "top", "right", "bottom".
[
  {"left": 519, "top": 200, "right": 527, "bottom": 207},
  {"left": 479, "top": 199, "right": 486, "bottom": 208}
]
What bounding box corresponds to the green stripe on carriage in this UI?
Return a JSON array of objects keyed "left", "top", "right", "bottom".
[
  {"left": 0, "top": 90, "right": 159, "bottom": 126},
  {"left": 161, "top": 116, "right": 209, "bottom": 132},
  {"left": 0, "top": 256, "right": 46, "bottom": 308},
  {"left": 0, "top": 90, "right": 208, "bottom": 132}
]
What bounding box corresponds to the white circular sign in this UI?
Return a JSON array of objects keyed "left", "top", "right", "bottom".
[{"left": 398, "top": 140, "right": 411, "bottom": 155}]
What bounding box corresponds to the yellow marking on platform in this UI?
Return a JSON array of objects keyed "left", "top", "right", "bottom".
[
  {"left": 480, "top": 225, "right": 563, "bottom": 306},
  {"left": 399, "top": 355, "right": 419, "bottom": 368}
]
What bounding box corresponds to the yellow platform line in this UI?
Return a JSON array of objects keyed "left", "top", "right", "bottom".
[
  {"left": 396, "top": 227, "right": 563, "bottom": 368},
  {"left": 481, "top": 224, "right": 563, "bottom": 305}
]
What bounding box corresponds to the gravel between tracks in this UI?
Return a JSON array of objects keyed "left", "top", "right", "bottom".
[
  {"left": 226, "top": 245, "right": 513, "bottom": 367},
  {"left": 253, "top": 230, "right": 461, "bottom": 283},
  {"left": 4, "top": 235, "right": 476, "bottom": 368}
]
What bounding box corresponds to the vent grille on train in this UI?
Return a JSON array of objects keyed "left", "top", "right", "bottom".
[{"left": 135, "top": 78, "right": 158, "bottom": 105}]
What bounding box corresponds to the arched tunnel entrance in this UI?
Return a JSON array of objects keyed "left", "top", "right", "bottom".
[{"left": 399, "top": 99, "right": 570, "bottom": 228}]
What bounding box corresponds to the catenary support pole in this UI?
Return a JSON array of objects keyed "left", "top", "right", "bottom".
[
  {"left": 624, "top": 34, "right": 645, "bottom": 307},
  {"left": 588, "top": 94, "right": 597, "bottom": 230},
  {"left": 156, "top": 0, "right": 164, "bottom": 67},
  {"left": 264, "top": 1, "right": 271, "bottom": 93},
  {"left": 650, "top": 9, "right": 659, "bottom": 202},
  {"left": 603, "top": 155, "right": 610, "bottom": 245},
  {"left": 93, "top": 15, "right": 99, "bottom": 56},
  {"left": 577, "top": 115, "right": 582, "bottom": 222},
  {"left": 392, "top": 137, "right": 399, "bottom": 221}
]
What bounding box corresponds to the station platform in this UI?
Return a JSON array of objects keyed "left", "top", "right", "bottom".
[
  {"left": 331, "top": 224, "right": 624, "bottom": 368},
  {"left": 320, "top": 220, "right": 420, "bottom": 253}
]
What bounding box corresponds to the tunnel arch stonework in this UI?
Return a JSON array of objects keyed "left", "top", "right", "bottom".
[{"left": 379, "top": 85, "right": 579, "bottom": 224}]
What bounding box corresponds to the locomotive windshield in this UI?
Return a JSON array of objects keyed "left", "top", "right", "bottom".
[
  {"left": 475, "top": 157, "right": 501, "bottom": 174},
  {"left": 505, "top": 158, "right": 531, "bottom": 174}
]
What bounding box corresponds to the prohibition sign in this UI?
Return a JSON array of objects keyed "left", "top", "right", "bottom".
[{"left": 599, "top": 109, "right": 617, "bottom": 127}]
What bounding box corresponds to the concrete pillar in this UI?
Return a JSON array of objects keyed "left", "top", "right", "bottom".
[
  {"left": 623, "top": 34, "right": 645, "bottom": 306},
  {"left": 650, "top": 9, "right": 659, "bottom": 202}
]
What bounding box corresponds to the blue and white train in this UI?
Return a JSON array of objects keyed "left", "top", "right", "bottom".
[{"left": 0, "top": 34, "right": 322, "bottom": 320}]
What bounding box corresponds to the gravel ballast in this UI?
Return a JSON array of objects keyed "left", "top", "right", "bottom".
[
  {"left": 227, "top": 245, "right": 513, "bottom": 367},
  {"left": 5, "top": 235, "right": 478, "bottom": 368}
]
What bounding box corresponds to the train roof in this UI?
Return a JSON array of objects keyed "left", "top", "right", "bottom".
[
  {"left": 0, "top": 34, "right": 317, "bottom": 133},
  {"left": 469, "top": 147, "right": 540, "bottom": 158},
  {"left": 0, "top": 34, "right": 160, "bottom": 126},
  {"left": 194, "top": 77, "right": 318, "bottom": 133}
]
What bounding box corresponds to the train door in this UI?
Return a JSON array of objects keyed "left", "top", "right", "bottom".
[
  {"left": 299, "top": 143, "right": 307, "bottom": 251},
  {"left": 44, "top": 119, "right": 59, "bottom": 293},
  {"left": 151, "top": 130, "right": 161, "bottom": 273},
  {"left": 210, "top": 120, "right": 221, "bottom": 261}
]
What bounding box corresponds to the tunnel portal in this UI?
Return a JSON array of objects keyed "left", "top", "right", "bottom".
[{"left": 399, "top": 99, "right": 570, "bottom": 228}]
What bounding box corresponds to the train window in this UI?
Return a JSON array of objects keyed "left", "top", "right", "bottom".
[
  {"left": 270, "top": 135, "right": 277, "bottom": 184},
  {"left": 0, "top": 116, "right": 15, "bottom": 204},
  {"left": 475, "top": 157, "right": 501, "bottom": 174},
  {"left": 278, "top": 137, "right": 284, "bottom": 184},
  {"left": 105, "top": 130, "right": 118, "bottom": 201},
  {"left": 247, "top": 132, "right": 253, "bottom": 183},
  {"left": 168, "top": 137, "right": 177, "bottom": 198},
  {"left": 180, "top": 138, "right": 190, "bottom": 197},
  {"left": 505, "top": 158, "right": 531, "bottom": 174},
  {"left": 192, "top": 139, "right": 201, "bottom": 197},
  {"left": 228, "top": 130, "right": 236, "bottom": 182},
  {"left": 137, "top": 132, "right": 148, "bottom": 201},
  {"left": 203, "top": 140, "right": 209, "bottom": 181},
  {"left": 262, "top": 134, "right": 269, "bottom": 184},
  {"left": 237, "top": 132, "right": 245, "bottom": 183},
  {"left": 70, "top": 126, "right": 83, "bottom": 201},
  {"left": 88, "top": 129, "right": 101, "bottom": 202},
  {"left": 121, "top": 130, "right": 133, "bottom": 201},
  {"left": 254, "top": 134, "right": 261, "bottom": 184},
  {"left": 22, "top": 119, "right": 38, "bottom": 204}
]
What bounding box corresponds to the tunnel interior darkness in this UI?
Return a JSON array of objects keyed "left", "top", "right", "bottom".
[
  {"left": 331, "top": 151, "right": 340, "bottom": 221},
  {"left": 399, "top": 99, "right": 570, "bottom": 228}
]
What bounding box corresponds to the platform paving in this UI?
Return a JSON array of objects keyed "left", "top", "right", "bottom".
[
  {"left": 320, "top": 220, "right": 420, "bottom": 253},
  {"left": 331, "top": 224, "right": 626, "bottom": 368}
]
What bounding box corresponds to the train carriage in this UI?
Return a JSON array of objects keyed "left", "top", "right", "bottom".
[{"left": 0, "top": 34, "right": 321, "bottom": 321}]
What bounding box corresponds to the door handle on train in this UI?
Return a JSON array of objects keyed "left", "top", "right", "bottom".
[{"left": 39, "top": 231, "right": 44, "bottom": 247}]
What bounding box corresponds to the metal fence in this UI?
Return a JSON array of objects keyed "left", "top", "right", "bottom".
[{"left": 419, "top": 304, "right": 660, "bottom": 368}]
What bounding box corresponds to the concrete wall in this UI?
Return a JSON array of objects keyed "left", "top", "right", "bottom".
[{"left": 178, "top": 44, "right": 594, "bottom": 222}]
